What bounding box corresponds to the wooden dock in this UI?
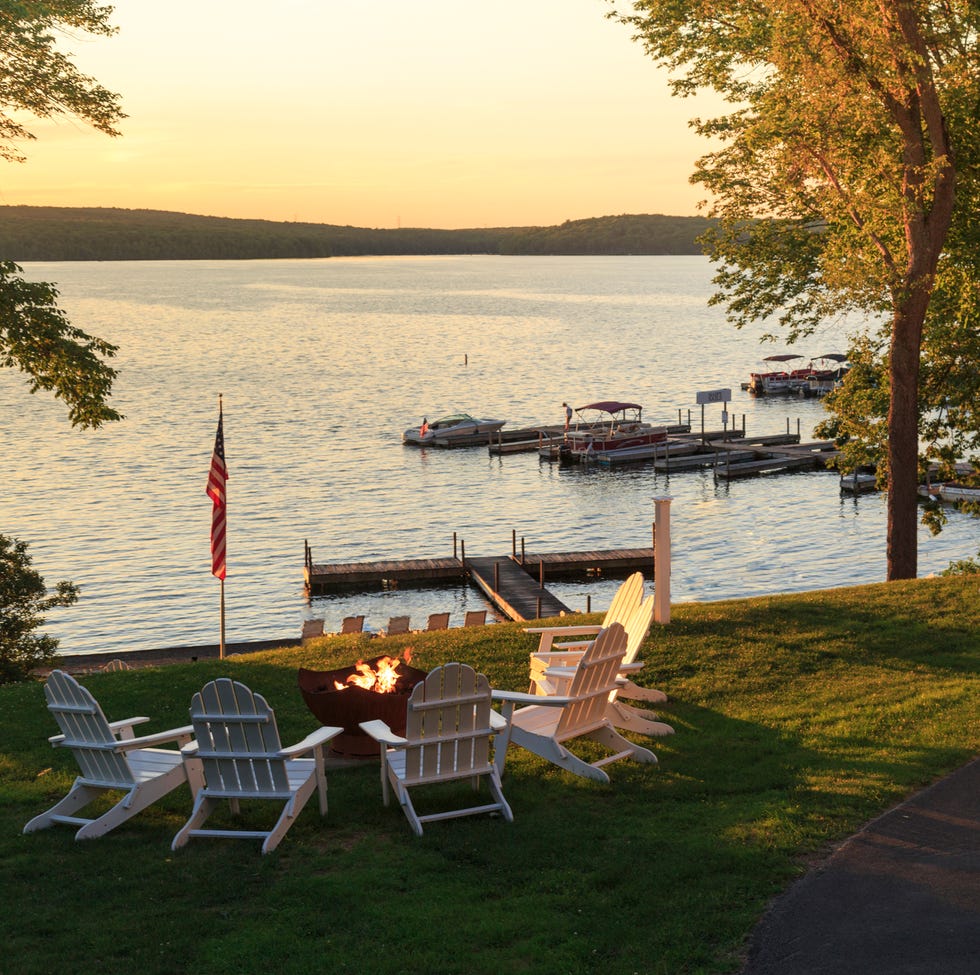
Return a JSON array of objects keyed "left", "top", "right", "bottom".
[
  {"left": 304, "top": 542, "right": 656, "bottom": 621},
  {"left": 466, "top": 556, "right": 571, "bottom": 620}
]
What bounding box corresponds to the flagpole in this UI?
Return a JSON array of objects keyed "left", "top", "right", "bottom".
[
  {"left": 219, "top": 575, "right": 225, "bottom": 659},
  {"left": 208, "top": 393, "right": 228, "bottom": 660}
]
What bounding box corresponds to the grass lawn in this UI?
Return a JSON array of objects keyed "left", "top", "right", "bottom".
[{"left": 1, "top": 575, "right": 977, "bottom": 975}]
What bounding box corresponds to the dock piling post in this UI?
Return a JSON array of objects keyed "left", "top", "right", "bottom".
[
  {"left": 461, "top": 539, "right": 466, "bottom": 568},
  {"left": 512, "top": 529, "right": 516, "bottom": 558},
  {"left": 453, "top": 532, "right": 457, "bottom": 560},
  {"left": 587, "top": 595, "right": 591, "bottom": 613},
  {"left": 494, "top": 562, "right": 499, "bottom": 592},
  {"left": 521, "top": 537, "right": 526, "bottom": 565},
  {"left": 653, "top": 497, "right": 672, "bottom": 624},
  {"left": 539, "top": 561, "right": 544, "bottom": 589},
  {"left": 536, "top": 596, "right": 542, "bottom": 619}
]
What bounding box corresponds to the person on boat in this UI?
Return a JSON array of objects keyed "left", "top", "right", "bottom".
[
  {"left": 563, "top": 402, "right": 572, "bottom": 436},
  {"left": 419, "top": 417, "right": 429, "bottom": 438}
]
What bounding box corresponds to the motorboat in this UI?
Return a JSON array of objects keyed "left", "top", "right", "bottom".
[
  {"left": 917, "top": 481, "right": 980, "bottom": 504},
  {"left": 804, "top": 354, "right": 850, "bottom": 396},
  {"left": 403, "top": 412, "right": 506, "bottom": 446},
  {"left": 747, "top": 354, "right": 805, "bottom": 395},
  {"left": 552, "top": 401, "right": 668, "bottom": 463}
]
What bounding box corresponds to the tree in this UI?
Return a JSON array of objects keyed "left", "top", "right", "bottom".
[
  {"left": 612, "top": 0, "right": 980, "bottom": 580},
  {"left": 0, "top": 534, "right": 78, "bottom": 682},
  {"left": 1, "top": 2, "right": 125, "bottom": 675}
]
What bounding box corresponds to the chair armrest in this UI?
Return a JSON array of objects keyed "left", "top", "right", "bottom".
[
  {"left": 522, "top": 624, "right": 599, "bottom": 636},
  {"left": 489, "top": 710, "right": 509, "bottom": 732},
  {"left": 358, "top": 719, "right": 406, "bottom": 746},
  {"left": 114, "top": 724, "right": 196, "bottom": 751},
  {"left": 108, "top": 716, "right": 152, "bottom": 740},
  {"left": 181, "top": 740, "right": 200, "bottom": 757},
  {"left": 551, "top": 640, "right": 592, "bottom": 651},
  {"left": 492, "top": 689, "right": 573, "bottom": 707},
  {"left": 280, "top": 725, "right": 343, "bottom": 758}
]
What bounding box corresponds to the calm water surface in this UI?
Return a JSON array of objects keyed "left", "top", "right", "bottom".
[{"left": 3, "top": 256, "right": 978, "bottom": 655}]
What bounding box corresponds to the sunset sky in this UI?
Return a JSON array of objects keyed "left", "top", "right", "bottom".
[{"left": 2, "top": 0, "right": 722, "bottom": 229}]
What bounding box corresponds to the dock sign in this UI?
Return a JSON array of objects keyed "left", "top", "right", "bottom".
[{"left": 696, "top": 388, "right": 732, "bottom": 405}]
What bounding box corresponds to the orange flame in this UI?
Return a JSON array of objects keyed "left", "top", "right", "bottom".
[{"left": 333, "top": 651, "right": 413, "bottom": 693}]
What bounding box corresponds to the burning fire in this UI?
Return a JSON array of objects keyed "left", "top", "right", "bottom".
[{"left": 333, "top": 649, "right": 413, "bottom": 694}]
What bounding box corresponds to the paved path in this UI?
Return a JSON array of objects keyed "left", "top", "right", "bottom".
[{"left": 741, "top": 757, "right": 980, "bottom": 974}]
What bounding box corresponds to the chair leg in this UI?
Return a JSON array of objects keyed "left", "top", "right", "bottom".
[
  {"left": 395, "top": 782, "right": 424, "bottom": 837},
  {"left": 261, "top": 784, "right": 312, "bottom": 854},
  {"left": 513, "top": 730, "right": 612, "bottom": 783},
  {"left": 607, "top": 700, "right": 675, "bottom": 737},
  {"left": 587, "top": 725, "right": 658, "bottom": 765},
  {"left": 23, "top": 781, "right": 100, "bottom": 834},
  {"left": 172, "top": 794, "right": 217, "bottom": 850},
  {"left": 618, "top": 679, "right": 668, "bottom": 704}
]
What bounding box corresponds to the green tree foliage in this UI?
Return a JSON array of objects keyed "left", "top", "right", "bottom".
[
  {"left": 0, "top": 534, "right": 78, "bottom": 683},
  {"left": 1, "top": 2, "right": 126, "bottom": 675},
  {"left": 0, "top": 260, "right": 121, "bottom": 426},
  {"left": 0, "top": 0, "right": 123, "bottom": 161},
  {"left": 612, "top": 0, "right": 980, "bottom": 580}
]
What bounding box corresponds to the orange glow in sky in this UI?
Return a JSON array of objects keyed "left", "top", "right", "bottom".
[{"left": 2, "top": 0, "right": 722, "bottom": 228}]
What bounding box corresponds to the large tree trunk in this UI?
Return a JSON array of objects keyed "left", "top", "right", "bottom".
[{"left": 886, "top": 299, "right": 926, "bottom": 580}]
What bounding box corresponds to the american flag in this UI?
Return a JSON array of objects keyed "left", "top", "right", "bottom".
[{"left": 207, "top": 404, "right": 227, "bottom": 580}]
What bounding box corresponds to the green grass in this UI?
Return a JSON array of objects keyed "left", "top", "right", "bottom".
[{"left": 2, "top": 576, "right": 977, "bottom": 975}]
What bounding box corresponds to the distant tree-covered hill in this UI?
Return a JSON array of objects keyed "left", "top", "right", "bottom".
[{"left": 0, "top": 207, "right": 712, "bottom": 261}]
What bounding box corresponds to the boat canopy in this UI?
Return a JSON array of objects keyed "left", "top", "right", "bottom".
[
  {"left": 813, "top": 353, "right": 848, "bottom": 362},
  {"left": 761, "top": 354, "right": 804, "bottom": 363},
  {"left": 575, "top": 401, "right": 642, "bottom": 414}
]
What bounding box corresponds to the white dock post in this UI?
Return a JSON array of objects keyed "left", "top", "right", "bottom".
[{"left": 653, "top": 496, "right": 673, "bottom": 624}]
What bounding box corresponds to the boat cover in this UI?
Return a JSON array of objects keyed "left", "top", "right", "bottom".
[{"left": 575, "top": 401, "right": 642, "bottom": 413}]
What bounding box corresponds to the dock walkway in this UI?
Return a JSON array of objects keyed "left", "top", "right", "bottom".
[{"left": 304, "top": 545, "right": 656, "bottom": 621}]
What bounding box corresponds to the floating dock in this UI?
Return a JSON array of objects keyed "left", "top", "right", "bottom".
[{"left": 304, "top": 539, "right": 655, "bottom": 622}]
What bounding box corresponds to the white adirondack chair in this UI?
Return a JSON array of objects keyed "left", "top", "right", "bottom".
[
  {"left": 529, "top": 595, "right": 673, "bottom": 737},
  {"left": 23, "top": 669, "right": 199, "bottom": 841},
  {"left": 172, "top": 678, "right": 342, "bottom": 854},
  {"left": 523, "top": 571, "right": 645, "bottom": 655},
  {"left": 360, "top": 662, "right": 513, "bottom": 836},
  {"left": 492, "top": 623, "right": 658, "bottom": 784}
]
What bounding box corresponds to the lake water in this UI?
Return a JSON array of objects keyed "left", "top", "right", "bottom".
[{"left": 3, "top": 255, "right": 978, "bottom": 656}]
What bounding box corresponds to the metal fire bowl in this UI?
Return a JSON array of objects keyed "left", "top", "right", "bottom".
[{"left": 298, "top": 657, "right": 428, "bottom": 758}]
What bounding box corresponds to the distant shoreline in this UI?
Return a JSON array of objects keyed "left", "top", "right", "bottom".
[{"left": 0, "top": 206, "right": 713, "bottom": 261}]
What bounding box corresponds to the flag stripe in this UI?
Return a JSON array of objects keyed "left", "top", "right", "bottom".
[{"left": 208, "top": 408, "right": 228, "bottom": 580}]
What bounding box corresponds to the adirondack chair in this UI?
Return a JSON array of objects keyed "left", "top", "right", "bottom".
[
  {"left": 360, "top": 662, "right": 513, "bottom": 836},
  {"left": 301, "top": 618, "right": 325, "bottom": 643},
  {"left": 340, "top": 615, "right": 365, "bottom": 634},
  {"left": 423, "top": 612, "right": 450, "bottom": 632},
  {"left": 523, "top": 571, "right": 644, "bottom": 655},
  {"left": 384, "top": 615, "right": 411, "bottom": 636},
  {"left": 463, "top": 610, "right": 487, "bottom": 627},
  {"left": 529, "top": 596, "right": 673, "bottom": 738},
  {"left": 492, "top": 623, "right": 658, "bottom": 784},
  {"left": 23, "top": 670, "right": 199, "bottom": 841},
  {"left": 172, "top": 678, "right": 342, "bottom": 854}
]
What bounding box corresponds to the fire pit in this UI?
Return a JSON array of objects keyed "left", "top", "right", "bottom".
[{"left": 298, "top": 652, "right": 427, "bottom": 758}]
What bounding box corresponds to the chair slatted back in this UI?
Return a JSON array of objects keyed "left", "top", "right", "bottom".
[
  {"left": 603, "top": 572, "right": 644, "bottom": 628},
  {"left": 401, "top": 664, "right": 494, "bottom": 784},
  {"left": 622, "top": 595, "right": 655, "bottom": 667},
  {"left": 44, "top": 670, "right": 135, "bottom": 787},
  {"left": 301, "top": 618, "right": 324, "bottom": 640},
  {"left": 425, "top": 612, "right": 450, "bottom": 631},
  {"left": 386, "top": 616, "right": 411, "bottom": 635},
  {"left": 341, "top": 615, "right": 364, "bottom": 634},
  {"left": 190, "top": 679, "right": 290, "bottom": 797},
  {"left": 463, "top": 610, "right": 487, "bottom": 627},
  {"left": 555, "top": 624, "right": 628, "bottom": 737}
]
